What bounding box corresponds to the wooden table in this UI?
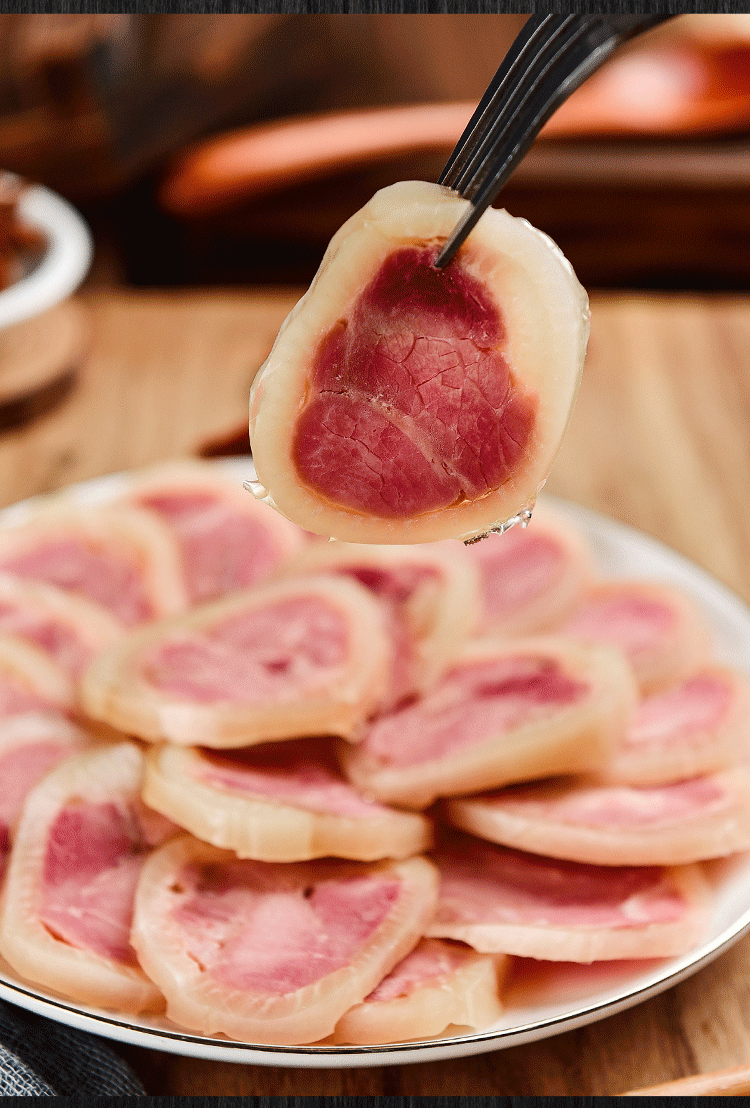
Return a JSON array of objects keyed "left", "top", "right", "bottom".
[{"left": 4, "top": 286, "right": 750, "bottom": 1096}]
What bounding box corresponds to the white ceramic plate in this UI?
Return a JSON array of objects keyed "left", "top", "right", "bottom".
[{"left": 0, "top": 461, "right": 749, "bottom": 1067}]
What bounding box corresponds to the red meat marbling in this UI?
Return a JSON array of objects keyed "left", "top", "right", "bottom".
[
  {"left": 41, "top": 801, "right": 149, "bottom": 964},
  {"left": 361, "top": 654, "right": 587, "bottom": 769},
  {"left": 172, "top": 861, "right": 400, "bottom": 993},
  {"left": 426, "top": 834, "right": 709, "bottom": 961},
  {"left": 447, "top": 764, "right": 750, "bottom": 865},
  {"left": 131, "top": 840, "right": 438, "bottom": 1042},
  {"left": 142, "top": 739, "right": 433, "bottom": 862},
  {"left": 0, "top": 742, "right": 169, "bottom": 1012},
  {"left": 0, "top": 713, "right": 91, "bottom": 878},
  {"left": 195, "top": 741, "right": 390, "bottom": 819},
  {"left": 293, "top": 247, "right": 536, "bottom": 519},
  {"left": 1, "top": 539, "right": 152, "bottom": 626},
  {"left": 137, "top": 491, "right": 290, "bottom": 604},
  {"left": 340, "top": 637, "right": 636, "bottom": 808},
  {"left": 81, "top": 576, "right": 392, "bottom": 746},
  {"left": 144, "top": 597, "right": 347, "bottom": 705}
]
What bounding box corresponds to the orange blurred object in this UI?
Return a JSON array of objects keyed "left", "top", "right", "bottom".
[{"left": 161, "top": 30, "right": 750, "bottom": 217}]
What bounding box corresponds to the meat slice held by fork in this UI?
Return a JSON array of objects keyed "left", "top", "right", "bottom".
[{"left": 249, "top": 180, "right": 588, "bottom": 545}]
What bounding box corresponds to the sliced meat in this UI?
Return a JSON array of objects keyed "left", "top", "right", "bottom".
[
  {"left": 0, "top": 741, "right": 171, "bottom": 1012},
  {"left": 601, "top": 667, "right": 750, "bottom": 785},
  {"left": 121, "top": 459, "right": 305, "bottom": 604},
  {"left": 340, "top": 636, "right": 637, "bottom": 808},
  {"left": 0, "top": 712, "right": 92, "bottom": 878},
  {"left": 0, "top": 634, "right": 75, "bottom": 715},
  {"left": 143, "top": 739, "right": 432, "bottom": 862},
  {"left": 279, "top": 538, "right": 480, "bottom": 707},
  {"left": 332, "top": 938, "right": 506, "bottom": 1044},
  {"left": 0, "top": 572, "right": 121, "bottom": 679},
  {"left": 80, "top": 575, "right": 392, "bottom": 747},
  {"left": 446, "top": 765, "right": 750, "bottom": 864},
  {"left": 248, "top": 180, "right": 588, "bottom": 544},
  {"left": 0, "top": 504, "right": 188, "bottom": 626},
  {"left": 131, "top": 837, "right": 438, "bottom": 1043},
  {"left": 426, "top": 833, "right": 709, "bottom": 962},
  {"left": 558, "top": 580, "right": 711, "bottom": 693},
  {"left": 466, "top": 503, "right": 595, "bottom": 637}
]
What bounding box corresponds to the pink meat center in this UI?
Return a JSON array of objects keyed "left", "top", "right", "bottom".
[
  {"left": 363, "top": 655, "right": 587, "bottom": 767},
  {"left": 435, "top": 841, "right": 687, "bottom": 928},
  {"left": 0, "top": 602, "right": 90, "bottom": 675},
  {"left": 196, "top": 740, "right": 390, "bottom": 818},
  {"left": 365, "top": 938, "right": 468, "bottom": 1002},
  {"left": 340, "top": 563, "right": 439, "bottom": 706},
  {"left": 564, "top": 593, "right": 675, "bottom": 659},
  {"left": 0, "top": 736, "right": 78, "bottom": 880},
  {"left": 1, "top": 540, "right": 151, "bottom": 626},
  {"left": 173, "top": 860, "right": 400, "bottom": 993},
  {"left": 626, "top": 674, "right": 732, "bottom": 749},
  {"left": 41, "top": 801, "right": 151, "bottom": 963},
  {"left": 484, "top": 775, "right": 727, "bottom": 829},
  {"left": 474, "top": 531, "right": 564, "bottom": 620},
  {"left": 144, "top": 597, "right": 348, "bottom": 704},
  {"left": 292, "top": 246, "right": 536, "bottom": 519},
  {"left": 139, "top": 492, "right": 282, "bottom": 603},
  {"left": 0, "top": 672, "right": 56, "bottom": 717},
  {"left": 0, "top": 741, "right": 76, "bottom": 827}
]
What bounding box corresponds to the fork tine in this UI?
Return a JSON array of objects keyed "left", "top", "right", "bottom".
[
  {"left": 434, "top": 15, "right": 672, "bottom": 270},
  {"left": 445, "top": 16, "right": 584, "bottom": 198},
  {"left": 455, "top": 18, "right": 612, "bottom": 210},
  {"left": 439, "top": 15, "right": 565, "bottom": 189}
]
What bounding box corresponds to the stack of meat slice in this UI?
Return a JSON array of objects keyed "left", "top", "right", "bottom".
[
  {"left": 0, "top": 503, "right": 190, "bottom": 626},
  {"left": 277, "top": 538, "right": 482, "bottom": 708},
  {"left": 80, "top": 574, "right": 393, "bottom": 746},
  {"left": 0, "top": 742, "right": 173, "bottom": 1013},
  {"left": 0, "top": 458, "right": 745, "bottom": 1048},
  {"left": 463, "top": 505, "right": 595, "bottom": 638},
  {"left": 132, "top": 838, "right": 439, "bottom": 1043},
  {"left": 116, "top": 459, "right": 307, "bottom": 605}
]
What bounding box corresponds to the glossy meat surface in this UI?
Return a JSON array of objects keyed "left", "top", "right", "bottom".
[
  {"left": 249, "top": 181, "right": 588, "bottom": 543},
  {"left": 341, "top": 637, "right": 637, "bottom": 807},
  {"left": 143, "top": 740, "right": 432, "bottom": 862},
  {"left": 294, "top": 246, "right": 535, "bottom": 519},
  {"left": 132, "top": 839, "right": 438, "bottom": 1042},
  {"left": 427, "top": 834, "right": 709, "bottom": 960}
]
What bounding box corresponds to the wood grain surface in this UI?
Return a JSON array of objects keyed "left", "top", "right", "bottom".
[{"left": 3, "top": 286, "right": 750, "bottom": 1096}]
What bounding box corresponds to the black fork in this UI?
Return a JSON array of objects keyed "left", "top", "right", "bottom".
[{"left": 434, "top": 14, "right": 673, "bottom": 270}]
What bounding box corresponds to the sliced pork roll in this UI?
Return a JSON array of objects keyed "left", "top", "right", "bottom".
[
  {"left": 248, "top": 180, "right": 588, "bottom": 544},
  {"left": 0, "top": 634, "right": 75, "bottom": 715},
  {"left": 426, "top": 834, "right": 709, "bottom": 962},
  {"left": 0, "top": 572, "right": 121, "bottom": 679},
  {"left": 332, "top": 938, "right": 506, "bottom": 1044},
  {"left": 446, "top": 765, "right": 750, "bottom": 865},
  {"left": 81, "top": 576, "right": 392, "bottom": 747},
  {"left": 131, "top": 837, "right": 438, "bottom": 1043},
  {"left": 466, "top": 505, "right": 595, "bottom": 637},
  {"left": 120, "top": 459, "right": 305, "bottom": 604},
  {"left": 600, "top": 667, "right": 750, "bottom": 786},
  {"left": 0, "top": 504, "right": 188, "bottom": 626},
  {"left": 143, "top": 740, "right": 432, "bottom": 862},
  {"left": 279, "top": 539, "right": 480, "bottom": 707},
  {"left": 558, "top": 580, "right": 711, "bottom": 693},
  {"left": 0, "top": 742, "right": 173, "bottom": 1013},
  {"left": 0, "top": 712, "right": 92, "bottom": 878},
  {"left": 340, "top": 636, "right": 637, "bottom": 809}
]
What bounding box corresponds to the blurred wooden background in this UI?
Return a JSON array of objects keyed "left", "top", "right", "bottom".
[{"left": 0, "top": 14, "right": 749, "bottom": 291}]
